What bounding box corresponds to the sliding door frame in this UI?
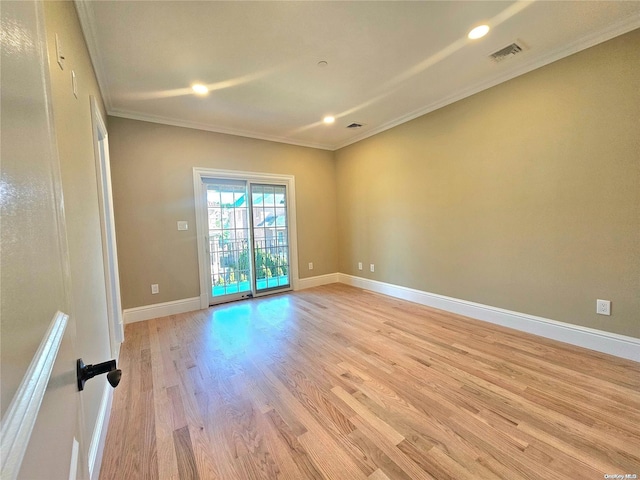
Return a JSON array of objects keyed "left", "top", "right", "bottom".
[{"left": 193, "top": 167, "right": 299, "bottom": 309}]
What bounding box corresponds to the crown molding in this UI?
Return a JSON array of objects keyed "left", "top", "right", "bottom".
[
  {"left": 334, "top": 14, "right": 640, "bottom": 151},
  {"left": 76, "top": 0, "right": 639, "bottom": 152},
  {"left": 108, "top": 110, "right": 335, "bottom": 151},
  {"left": 74, "top": 0, "right": 113, "bottom": 110}
]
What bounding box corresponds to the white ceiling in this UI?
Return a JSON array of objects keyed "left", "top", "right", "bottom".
[{"left": 77, "top": 1, "right": 640, "bottom": 150}]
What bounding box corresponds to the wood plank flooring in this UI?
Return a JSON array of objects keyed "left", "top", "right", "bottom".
[{"left": 99, "top": 284, "right": 640, "bottom": 480}]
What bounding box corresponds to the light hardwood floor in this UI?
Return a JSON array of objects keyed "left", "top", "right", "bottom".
[{"left": 100, "top": 284, "right": 640, "bottom": 480}]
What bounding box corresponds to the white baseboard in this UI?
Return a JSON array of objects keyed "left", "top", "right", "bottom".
[
  {"left": 338, "top": 274, "right": 640, "bottom": 363},
  {"left": 124, "top": 275, "right": 339, "bottom": 324},
  {"left": 88, "top": 382, "right": 113, "bottom": 480},
  {"left": 123, "top": 297, "right": 201, "bottom": 324},
  {"left": 120, "top": 277, "right": 639, "bottom": 362},
  {"left": 297, "top": 273, "right": 339, "bottom": 290}
]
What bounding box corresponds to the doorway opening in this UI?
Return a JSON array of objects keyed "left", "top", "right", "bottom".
[
  {"left": 193, "top": 169, "right": 298, "bottom": 308},
  {"left": 91, "top": 96, "right": 124, "bottom": 357}
]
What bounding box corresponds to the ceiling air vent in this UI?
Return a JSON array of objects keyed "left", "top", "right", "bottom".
[
  {"left": 489, "top": 43, "right": 523, "bottom": 62},
  {"left": 346, "top": 123, "right": 364, "bottom": 129}
]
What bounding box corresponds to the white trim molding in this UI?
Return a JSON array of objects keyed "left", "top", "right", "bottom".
[
  {"left": 122, "top": 272, "right": 339, "bottom": 326},
  {"left": 336, "top": 13, "right": 640, "bottom": 150},
  {"left": 338, "top": 274, "right": 640, "bottom": 363},
  {"left": 109, "top": 110, "right": 334, "bottom": 151},
  {"left": 1, "top": 311, "right": 69, "bottom": 480},
  {"left": 121, "top": 275, "right": 640, "bottom": 362},
  {"left": 122, "top": 297, "right": 201, "bottom": 324},
  {"left": 90, "top": 96, "right": 125, "bottom": 355},
  {"left": 74, "top": 1, "right": 112, "bottom": 110},
  {"left": 297, "top": 273, "right": 339, "bottom": 290},
  {"left": 87, "top": 382, "right": 113, "bottom": 480},
  {"left": 75, "top": 0, "right": 639, "bottom": 152}
]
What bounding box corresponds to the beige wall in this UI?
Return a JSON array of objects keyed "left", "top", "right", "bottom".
[
  {"left": 43, "top": 0, "right": 113, "bottom": 460},
  {"left": 109, "top": 30, "right": 638, "bottom": 338},
  {"left": 335, "top": 29, "right": 640, "bottom": 338},
  {"left": 108, "top": 117, "right": 338, "bottom": 309}
]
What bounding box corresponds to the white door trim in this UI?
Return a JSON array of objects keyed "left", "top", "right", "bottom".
[
  {"left": 90, "top": 97, "right": 124, "bottom": 355},
  {"left": 192, "top": 167, "right": 299, "bottom": 309}
]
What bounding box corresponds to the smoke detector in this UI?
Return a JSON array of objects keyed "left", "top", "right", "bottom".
[{"left": 346, "top": 123, "right": 364, "bottom": 129}]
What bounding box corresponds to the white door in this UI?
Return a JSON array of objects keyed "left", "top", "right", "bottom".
[{"left": 1, "top": 1, "right": 87, "bottom": 478}]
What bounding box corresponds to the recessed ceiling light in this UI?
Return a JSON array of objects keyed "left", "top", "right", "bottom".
[
  {"left": 323, "top": 116, "right": 335, "bottom": 124},
  {"left": 468, "top": 25, "right": 490, "bottom": 40},
  {"left": 192, "top": 84, "right": 209, "bottom": 95}
]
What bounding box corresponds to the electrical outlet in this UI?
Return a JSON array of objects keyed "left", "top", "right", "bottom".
[
  {"left": 596, "top": 299, "right": 610, "bottom": 316},
  {"left": 370, "top": 264, "right": 375, "bottom": 273},
  {"left": 358, "top": 262, "right": 363, "bottom": 271},
  {"left": 151, "top": 284, "right": 159, "bottom": 294},
  {"left": 308, "top": 262, "right": 313, "bottom": 270},
  {"left": 177, "top": 221, "right": 188, "bottom": 231}
]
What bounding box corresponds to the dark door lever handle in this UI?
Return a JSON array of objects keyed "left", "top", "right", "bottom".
[{"left": 77, "top": 358, "right": 122, "bottom": 391}]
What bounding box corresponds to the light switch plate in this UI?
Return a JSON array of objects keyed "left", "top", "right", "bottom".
[
  {"left": 56, "top": 34, "right": 64, "bottom": 69},
  {"left": 72, "top": 70, "right": 78, "bottom": 98}
]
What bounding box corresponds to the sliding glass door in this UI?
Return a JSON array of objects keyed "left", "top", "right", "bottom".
[
  {"left": 204, "top": 178, "right": 291, "bottom": 305},
  {"left": 250, "top": 184, "right": 290, "bottom": 293},
  {"left": 206, "top": 180, "right": 252, "bottom": 303}
]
